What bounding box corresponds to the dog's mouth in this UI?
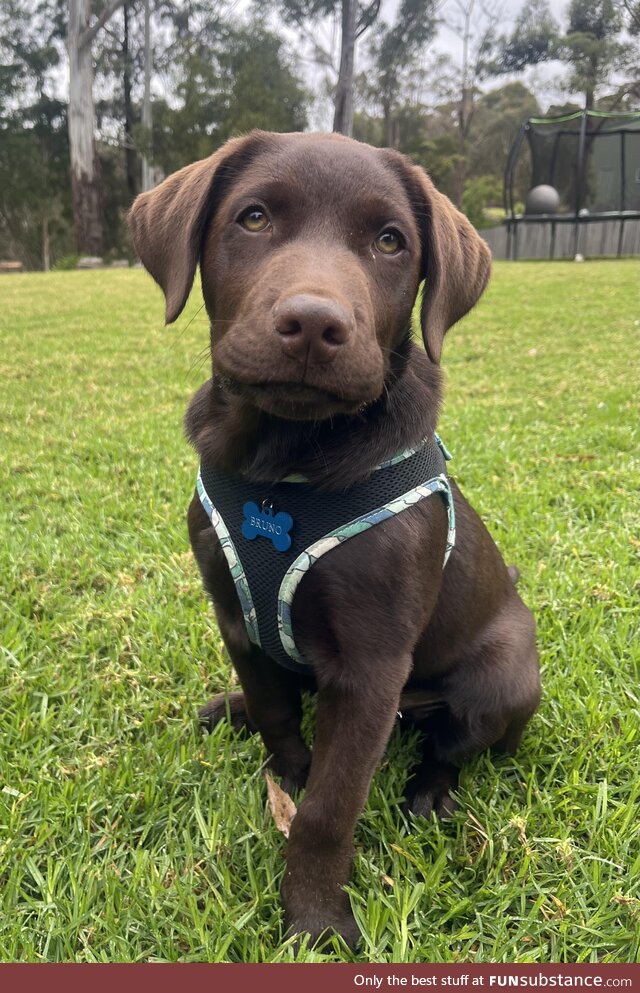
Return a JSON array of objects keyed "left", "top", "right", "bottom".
[{"left": 219, "top": 377, "right": 370, "bottom": 420}]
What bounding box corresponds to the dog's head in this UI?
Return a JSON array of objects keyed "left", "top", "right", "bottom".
[{"left": 129, "top": 131, "right": 490, "bottom": 421}]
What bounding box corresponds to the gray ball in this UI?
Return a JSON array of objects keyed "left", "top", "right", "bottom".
[{"left": 525, "top": 184, "right": 561, "bottom": 215}]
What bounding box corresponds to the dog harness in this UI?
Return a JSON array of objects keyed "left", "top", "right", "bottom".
[{"left": 197, "top": 435, "right": 455, "bottom": 673}]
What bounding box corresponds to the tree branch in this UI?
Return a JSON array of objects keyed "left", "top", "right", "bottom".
[
  {"left": 288, "top": 11, "right": 336, "bottom": 71},
  {"left": 80, "top": 0, "right": 128, "bottom": 50},
  {"left": 356, "top": 0, "right": 380, "bottom": 38},
  {"left": 621, "top": 0, "right": 640, "bottom": 32}
]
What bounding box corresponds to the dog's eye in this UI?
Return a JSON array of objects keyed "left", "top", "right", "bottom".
[
  {"left": 374, "top": 229, "right": 403, "bottom": 255},
  {"left": 239, "top": 207, "right": 270, "bottom": 232}
]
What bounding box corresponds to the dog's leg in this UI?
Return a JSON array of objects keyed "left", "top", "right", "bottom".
[
  {"left": 222, "top": 634, "right": 312, "bottom": 793},
  {"left": 282, "top": 656, "right": 412, "bottom": 949},
  {"left": 199, "top": 649, "right": 310, "bottom": 793},
  {"left": 407, "top": 604, "right": 540, "bottom": 818}
]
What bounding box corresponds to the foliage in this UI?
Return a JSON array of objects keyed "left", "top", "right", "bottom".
[
  {"left": 494, "top": 0, "right": 559, "bottom": 74},
  {"left": 0, "top": 0, "right": 65, "bottom": 102},
  {"left": 219, "top": 29, "right": 308, "bottom": 139},
  {"left": 559, "top": 0, "right": 626, "bottom": 109},
  {"left": 364, "top": 0, "right": 440, "bottom": 146},
  {"left": 0, "top": 0, "right": 72, "bottom": 268},
  {"left": 0, "top": 96, "right": 73, "bottom": 269},
  {"left": 354, "top": 80, "right": 541, "bottom": 226},
  {"left": 1, "top": 262, "right": 639, "bottom": 960},
  {"left": 469, "top": 82, "right": 540, "bottom": 208},
  {"left": 150, "top": 24, "right": 308, "bottom": 176},
  {"left": 52, "top": 253, "right": 81, "bottom": 270},
  {"left": 623, "top": 0, "right": 640, "bottom": 33},
  {"left": 461, "top": 174, "right": 502, "bottom": 228},
  {"left": 497, "top": 0, "right": 633, "bottom": 110}
]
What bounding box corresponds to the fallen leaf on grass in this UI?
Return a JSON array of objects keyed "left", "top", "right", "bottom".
[{"left": 265, "top": 772, "right": 297, "bottom": 838}]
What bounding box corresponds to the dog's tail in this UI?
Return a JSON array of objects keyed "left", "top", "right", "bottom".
[{"left": 507, "top": 564, "right": 521, "bottom": 585}]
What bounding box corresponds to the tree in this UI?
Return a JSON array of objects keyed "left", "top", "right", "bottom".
[
  {"left": 619, "top": 0, "right": 640, "bottom": 32},
  {"left": 67, "top": 0, "right": 127, "bottom": 256},
  {"left": 0, "top": 98, "right": 72, "bottom": 269},
  {"left": 0, "top": 0, "right": 72, "bottom": 268},
  {"left": 616, "top": 0, "right": 640, "bottom": 104},
  {"left": 469, "top": 81, "right": 539, "bottom": 186},
  {"left": 365, "top": 0, "right": 440, "bottom": 147},
  {"left": 122, "top": 1, "right": 138, "bottom": 198},
  {"left": 91, "top": 0, "right": 144, "bottom": 198},
  {"left": 437, "top": 0, "right": 503, "bottom": 206},
  {"left": 498, "top": 0, "right": 629, "bottom": 110},
  {"left": 263, "top": 0, "right": 384, "bottom": 136},
  {"left": 217, "top": 27, "right": 309, "bottom": 139},
  {"left": 561, "top": 0, "right": 625, "bottom": 109},
  {"left": 150, "top": 20, "right": 308, "bottom": 176},
  {"left": 333, "top": 0, "right": 358, "bottom": 134},
  {"left": 2, "top": 0, "right": 311, "bottom": 267},
  {"left": 494, "top": 0, "right": 558, "bottom": 73}
]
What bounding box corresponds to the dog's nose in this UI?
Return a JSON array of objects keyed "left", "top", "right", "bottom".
[{"left": 274, "top": 294, "right": 353, "bottom": 365}]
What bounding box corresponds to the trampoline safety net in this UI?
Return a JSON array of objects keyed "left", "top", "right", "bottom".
[{"left": 505, "top": 110, "right": 640, "bottom": 217}]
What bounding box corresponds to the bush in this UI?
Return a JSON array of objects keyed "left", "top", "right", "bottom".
[
  {"left": 53, "top": 253, "right": 80, "bottom": 271},
  {"left": 462, "top": 175, "right": 503, "bottom": 229}
]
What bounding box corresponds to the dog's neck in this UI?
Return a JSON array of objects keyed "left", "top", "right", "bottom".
[{"left": 185, "top": 339, "right": 442, "bottom": 490}]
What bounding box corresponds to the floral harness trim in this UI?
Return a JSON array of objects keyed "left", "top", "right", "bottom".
[{"left": 196, "top": 434, "right": 456, "bottom": 674}]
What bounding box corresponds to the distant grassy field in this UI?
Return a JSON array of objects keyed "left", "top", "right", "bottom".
[{"left": 1, "top": 262, "right": 639, "bottom": 963}]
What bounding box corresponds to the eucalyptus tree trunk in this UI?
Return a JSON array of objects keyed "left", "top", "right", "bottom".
[
  {"left": 141, "top": 0, "right": 154, "bottom": 192},
  {"left": 67, "top": 0, "right": 127, "bottom": 255},
  {"left": 383, "top": 100, "right": 400, "bottom": 148},
  {"left": 42, "top": 216, "right": 51, "bottom": 271},
  {"left": 68, "top": 0, "right": 102, "bottom": 254},
  {"left": 123, "top": 2, "right": 138, "bottom": 199},
  {"left": 453, "top": 0, "right": 475, "bottom": 208},
  {"left": 333, "top": 0, "right": 357, "bottom": 136}
]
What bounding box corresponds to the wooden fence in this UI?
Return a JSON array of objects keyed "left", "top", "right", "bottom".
[{"left": 480, "top": 218, "right": 640, "bottom": 260}]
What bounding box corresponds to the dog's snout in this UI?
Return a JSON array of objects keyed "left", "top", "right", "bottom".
[{"left": 274, "top": 294, "right": 353, "bottom": 365}]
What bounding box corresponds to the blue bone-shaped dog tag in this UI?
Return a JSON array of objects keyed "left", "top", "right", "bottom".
[{"left": 242, "top": 501, "right": 294, "bottom": 552}]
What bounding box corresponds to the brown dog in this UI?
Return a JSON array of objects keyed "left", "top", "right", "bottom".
[{"left": 129, "top": 131, "right": 540, "bottom": 949}]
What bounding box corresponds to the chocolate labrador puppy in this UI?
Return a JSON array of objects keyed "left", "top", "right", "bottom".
[{"left": 129, "top": 131, "right": 540, "bottom": 948}]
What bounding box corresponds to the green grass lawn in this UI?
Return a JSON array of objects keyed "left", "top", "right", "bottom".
[{"left": 1, "top": 262, "right": 639, "bottom": 963}]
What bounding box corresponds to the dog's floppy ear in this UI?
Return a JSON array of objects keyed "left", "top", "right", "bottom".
[
  {"left": 128, "top": 132, "right": 265, "bottom": 324},
  {"left": 387, "top": 154, "right": 491, "bottom": 364}
]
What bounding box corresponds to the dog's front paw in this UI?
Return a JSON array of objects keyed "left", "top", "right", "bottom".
[
  {"left": 198, "top": 691, "right": 255, "bottom": 734},
  {"left": 283, "top": 862, "right": 360, "bottom": 950},
  {"left": 285, "top": 906, "right": 361, "bottom": 952}
]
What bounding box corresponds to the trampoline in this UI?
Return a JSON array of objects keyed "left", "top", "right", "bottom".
[{"left": 504, "top": 110, "right": 640, "bottom": 259}]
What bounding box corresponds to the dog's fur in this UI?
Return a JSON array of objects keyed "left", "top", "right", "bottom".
[{"left": 129, "top": 131, "right": 540, "bottom": 948}]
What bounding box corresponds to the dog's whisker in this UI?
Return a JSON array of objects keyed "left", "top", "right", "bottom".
[
  {"left": 168, "top": 302, "right": 206, "bottom": 348},
  {"left": 187, "top": 343, "right": 210, "bottom": 372}
]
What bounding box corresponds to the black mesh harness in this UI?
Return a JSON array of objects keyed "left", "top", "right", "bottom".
[{"left": 197, "top": 434, "right": 455, "bottom": 673}]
